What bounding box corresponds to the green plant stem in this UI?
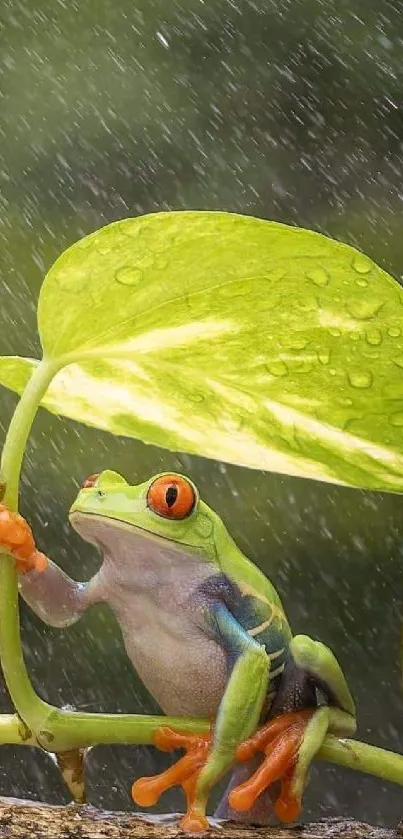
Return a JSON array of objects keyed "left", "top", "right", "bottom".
[
  {"left": 0, "top": 359, "right": 61, "bottom": 728},
  {"left": 0, "top": 714, "right": 35, "bottom": 745},
  {"left": 319, "top": 735, "right": 403, "bottom": 787},
  {"left": 40, "top": 710, "right": 210, "bottom": 751}
]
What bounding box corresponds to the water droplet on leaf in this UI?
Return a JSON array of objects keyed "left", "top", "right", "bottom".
[
  {"left": 318, "top": 349, "right": 331, "bottom": 365},
  {"left": 388, "top": 326, "right": 401, "bottom": 338},
  {"left": 283, "top": 336, "right": 308, "bottom": 350},
  {"left": 97, "top": 241, "right": 113, "bottom": 256},
  {"left": 352, "top": 254, "right": 373, "bottom": 274},
  {"left": 115, "top": 266, "right": 143, "bottom": 286},
  {"left": 346, "top": 299, "right": 383, "bottom": 320},
  {"left": 188, "top": 392, "right": 204, "bottom": 404},
  {"left": 348, "top": 370, "right": 373, "bottom": 389},
  {"left": 266, "top": 360, "right": 288, "bottom": 377},
  {"left": 306, "top": 267, "right": 329, "bottom": 287},
  {"left": 365, "top": 328, "right": 382, "bottom": 346}
]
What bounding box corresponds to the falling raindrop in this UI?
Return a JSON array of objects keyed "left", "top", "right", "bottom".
[{"left": 155, "top": 31, "right": 170, "bottom": 49}]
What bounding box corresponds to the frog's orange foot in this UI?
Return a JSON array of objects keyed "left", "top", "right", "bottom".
[
  {"left": 229, "top": 709, "right": 315, "bottom": 823},
  {"left": 131, "top": 727, "right": 212, "bottom": 832},
  {"left": 0, "top": 505, "right": 48, "bottom": 574}
]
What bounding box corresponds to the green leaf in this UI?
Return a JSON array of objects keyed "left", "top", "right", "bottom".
[{"left": 1, "top": 210, "right": 403, "bottom": 492}]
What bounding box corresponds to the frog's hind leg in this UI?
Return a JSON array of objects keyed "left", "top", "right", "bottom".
[{"left": 226, "top": 634, "right": 356, "bottom": 823}]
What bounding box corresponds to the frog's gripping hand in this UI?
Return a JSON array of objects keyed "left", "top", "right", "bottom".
[
  {"left": 0, "top": 505, "right": 48, "bottom": 573},
  {"left": 0, "top": 504, "right": 95, "bottom": 628}
]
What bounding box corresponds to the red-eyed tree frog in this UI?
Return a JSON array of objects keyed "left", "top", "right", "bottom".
[{"left": 0, "top": 470, "right": 356, "bottom": 832}]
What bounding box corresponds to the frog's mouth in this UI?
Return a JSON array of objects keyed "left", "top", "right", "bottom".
[{"left": 68, "top": 510, "right": 200, "bottom": 557}]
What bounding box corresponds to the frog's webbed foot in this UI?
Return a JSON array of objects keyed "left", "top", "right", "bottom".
[
  {"left": 230, "top": 709, "right": 316, "bottom": 822},
  {"left": 0, "top": 505, "right": 48, "bottom": 573},
  {"left": 131, "top": 727, "right": 212, "bottom": 832},
  {"left": 132, "top": 713, "right": 316, "bottom": 830}
]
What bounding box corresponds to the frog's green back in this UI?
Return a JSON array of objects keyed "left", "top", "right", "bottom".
[{"left": 210, "top": 506, "right": 292, "bottom": 648}]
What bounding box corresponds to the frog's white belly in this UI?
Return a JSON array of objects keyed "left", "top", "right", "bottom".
[
  {"left": 119, "top": 595, "right": 228, "bottom": 716},
  {"left": 92, "top": 527, "right": 230, "bottom": 718}
]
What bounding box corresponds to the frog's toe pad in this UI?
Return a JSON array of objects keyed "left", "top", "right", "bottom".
[
  {"left": 131, "top": 726, "right": 212, "bottom": 818},
  {"left": 179, "top": 808, "right": 209, "bottom": 833},
  {"left": 229, "top": 709, "right": 315, "bottom": 823},
  {"left": 0, "top": 505, "right": 48, "bottom": 573}
]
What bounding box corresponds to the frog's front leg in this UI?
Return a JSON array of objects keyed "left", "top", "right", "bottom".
[
  {"left": 132, "top": 602, "right": 270, "bottom": 832},
  {"left": 0, "top": 505, "right": 98, "bottom": 627}
]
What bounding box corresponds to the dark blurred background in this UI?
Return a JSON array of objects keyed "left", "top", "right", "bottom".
[{"left": 1, "top": 0, "right": 403, "bottom": 826}]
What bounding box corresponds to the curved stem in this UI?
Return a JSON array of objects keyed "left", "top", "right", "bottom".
[
  {"left": 0, "top": 358, "right": 61, "bottom": 727},
  {"left": 0, "top": 358, "right": 60, "bottom": 508},
  {"left": 318, "top": 735, "right": 403, "bottom": 787},
  {"left": 39, "top": 710, "right": 211, "bottom": 752}
]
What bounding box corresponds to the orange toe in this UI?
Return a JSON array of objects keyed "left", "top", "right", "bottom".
[
  {"left": 31, "top": 551, "right": 48, "bottom": 573},
  {"left": 132, "top": 749, "right": 206, "bottom": 807},
  {"left": 275, "top": 798, "right": 301, "bottom": 823},
  {"left": 132, "top": 726, "right": 212, "bottom": 827},
  {"left": 230, "top": 709, "right": 315, "bottom": 822},
  {"left": 180, "top": 808, "right": 209, "bottom": 833},
  {"left": 153, "top": 726, "right": 210, "bottom": 754}
]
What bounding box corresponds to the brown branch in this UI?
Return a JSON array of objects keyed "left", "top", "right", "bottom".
[{"left": 0, "top": 798, "right": 397, "bottom": 839}]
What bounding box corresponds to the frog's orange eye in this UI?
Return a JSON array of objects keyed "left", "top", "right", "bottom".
[
  {"left": 147, "top": 475, "right": 196, "bottom": 520},
  {"left": 82, "top": 473, "right": 101, "bottom": 489}
]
